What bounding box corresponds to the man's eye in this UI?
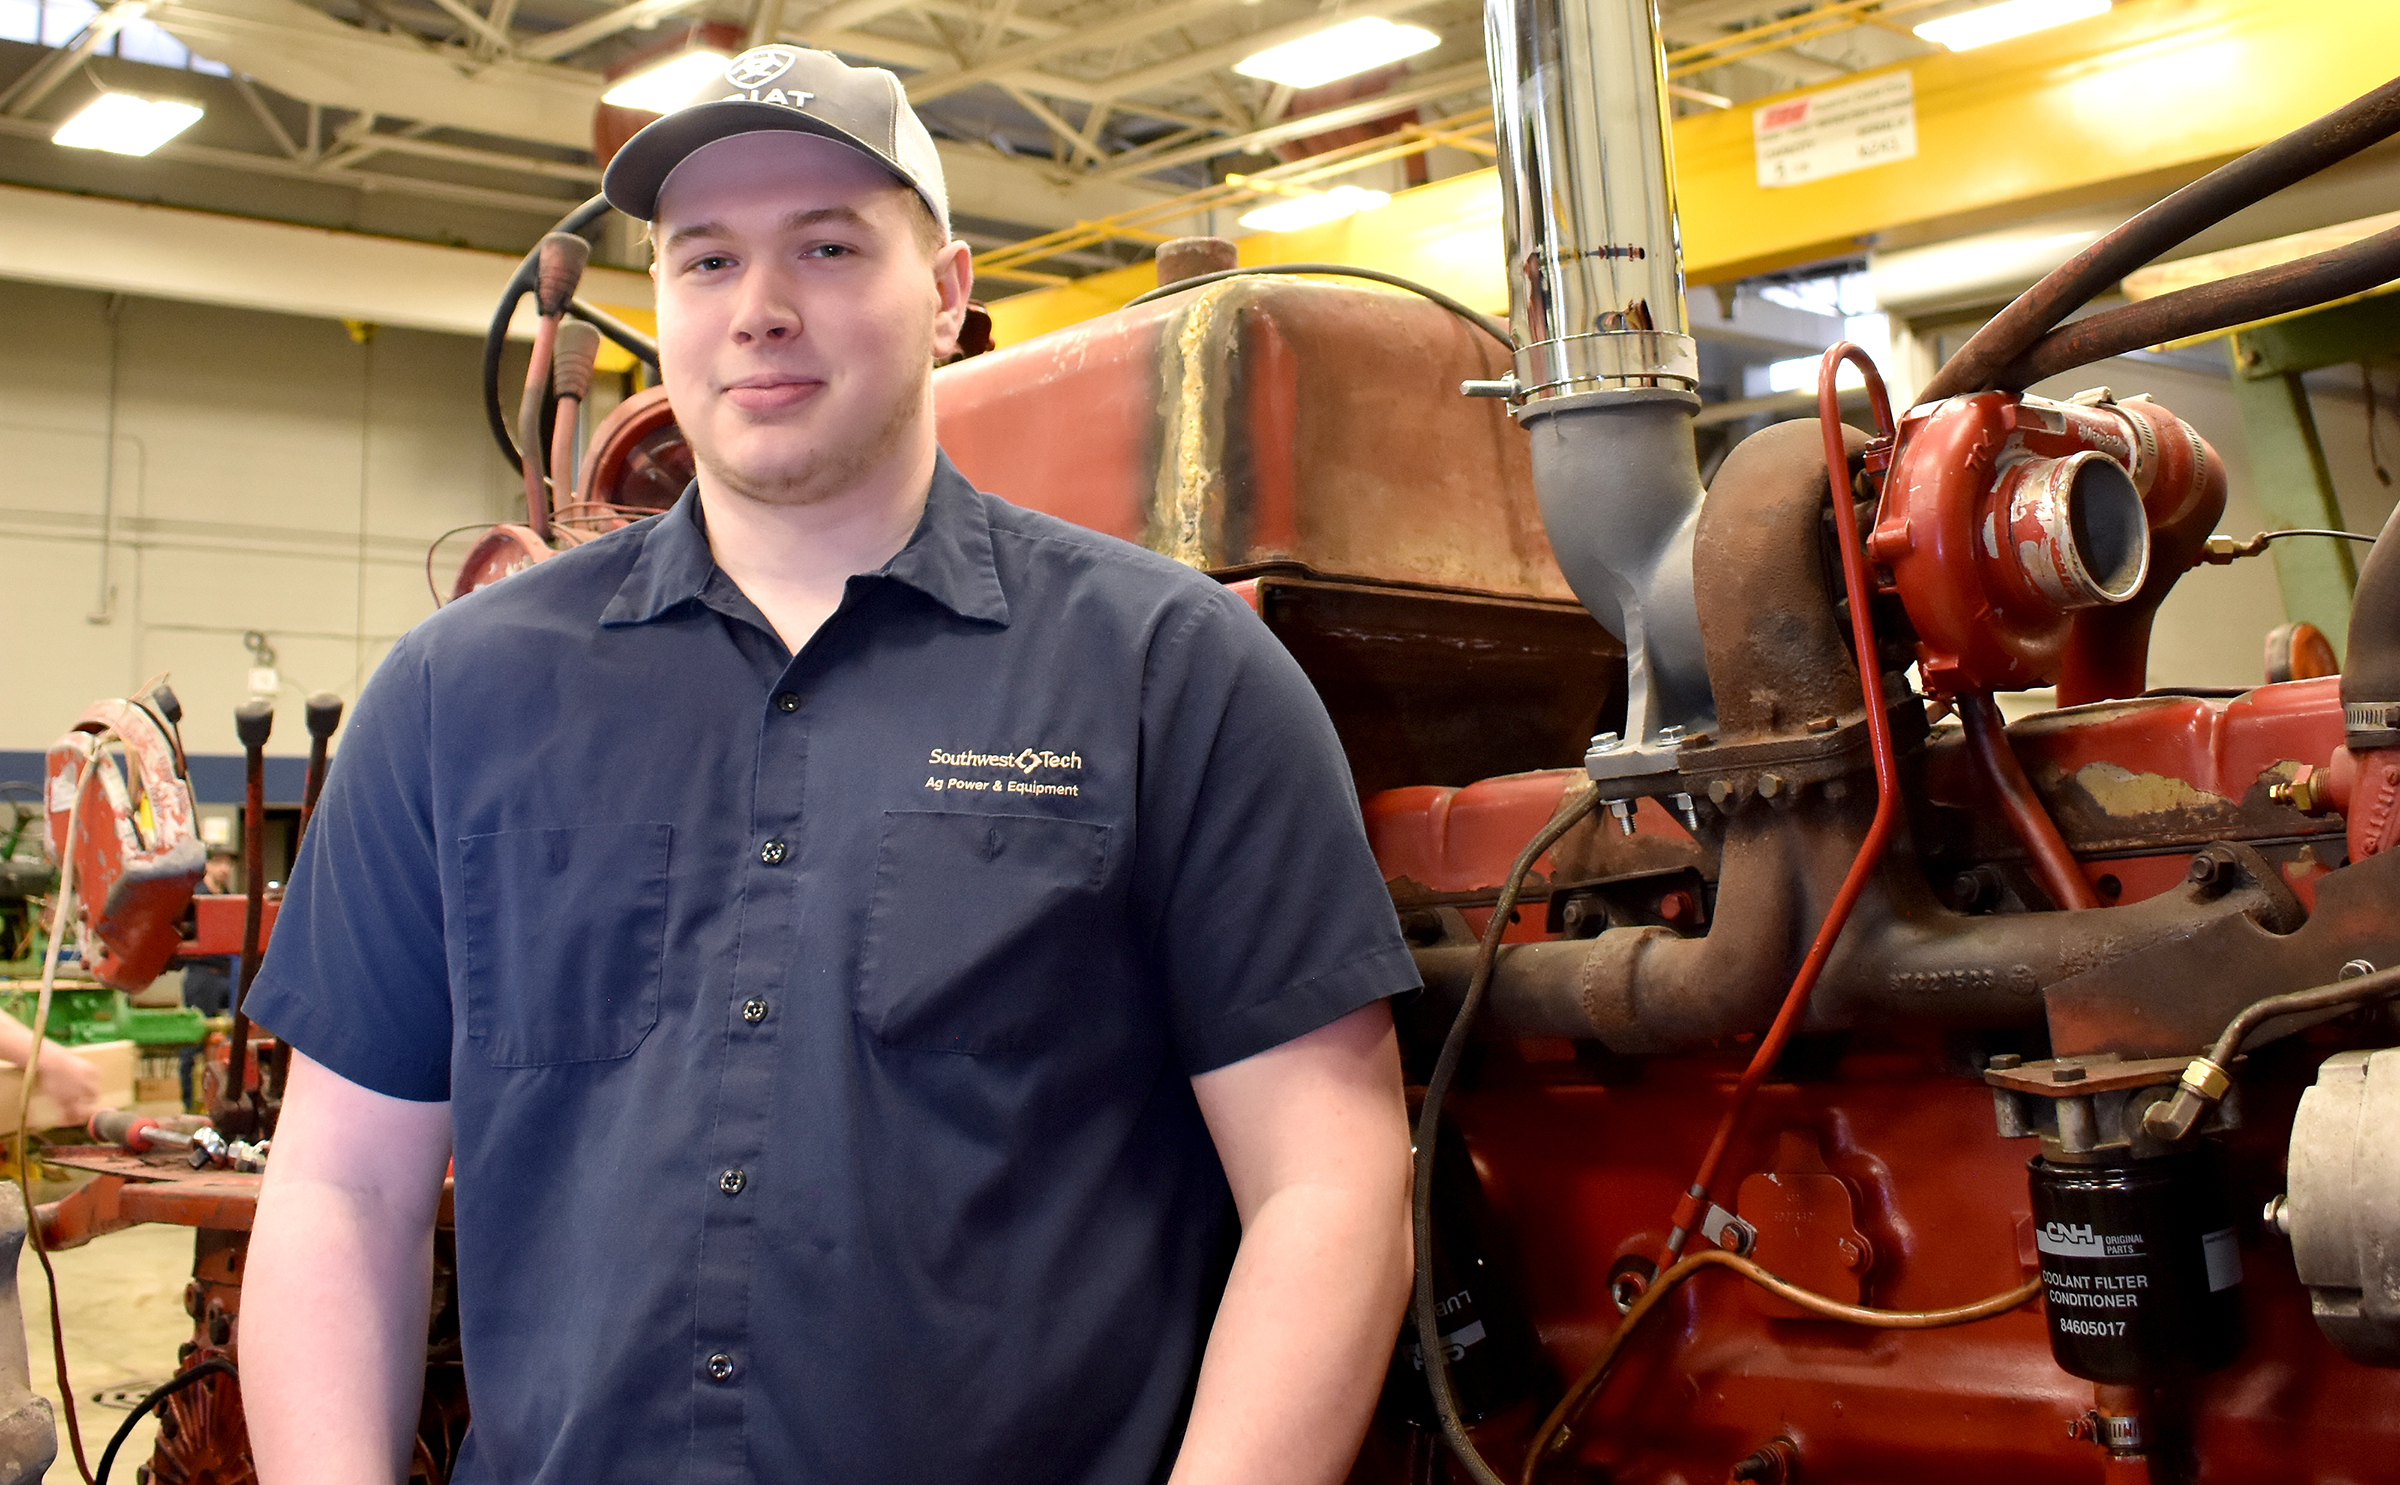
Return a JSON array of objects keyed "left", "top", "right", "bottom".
[
  {"left": 805, "top": 243, "right": 853, "bottom": 259},
  {"left": 687, "top": 254, "right": 732, "bottom": 272}
]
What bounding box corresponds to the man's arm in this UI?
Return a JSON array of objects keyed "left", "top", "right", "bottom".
[
  {"left": 1177, "top": 1001, "right": 1413, "bottom": 1485},
  {"left": 0, "top": 1016, "right": 104, "bottom": 1125},
  {"left": 244, "top": 1051, "right": 453, "bottom": 1484}
]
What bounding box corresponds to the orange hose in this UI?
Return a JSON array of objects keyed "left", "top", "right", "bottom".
[{"left": 1656, "top": 343, "right": 1904, "bottom": 1269}]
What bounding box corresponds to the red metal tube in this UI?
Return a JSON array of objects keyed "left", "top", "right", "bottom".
[
  {"left": 1659, "top": 343, "right": 1904, "bottom": 1268},
  {"left": 549, "top": 392, "right": 582, "bottom": 520},
  {"left": 519, "top": 313, "right": 558, "bottom": 540},
  {"left": 1960, "top": 689, "right": 2101, "bottom": 911}
]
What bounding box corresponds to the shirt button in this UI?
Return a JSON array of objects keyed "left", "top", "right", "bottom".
[
  {"left": 742, "top": 998, "right": 769, "bottom": 1025},
  {"left": 706, "top": 1352, "right": 736, "bottom": 1383},
  {"left": 719, "top": 1168, "right": 747, "bottom": 1196},
  {"left": 759, "top": 839, "right": 788, "bottom": 866},
  {"left": 774, "top": 692, "right": 800, "bottom": 713}
]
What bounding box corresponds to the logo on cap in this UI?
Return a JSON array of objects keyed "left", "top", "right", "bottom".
[{"left": 726, "top": 45, "right": 799, "bottom": 89}]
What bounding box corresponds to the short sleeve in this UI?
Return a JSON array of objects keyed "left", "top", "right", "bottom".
[
  {"left": 1136, "top": 586, "right": 1419, "bottom": 1073},
  {"left": 241, "top": 635, "right": 453, "bottom": 1101}
]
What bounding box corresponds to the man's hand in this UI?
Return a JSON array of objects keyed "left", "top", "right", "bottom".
[
  {"left": 245, "top": 1052, "right": 452, "bottom": 1485},
  {"left": 33, "top": 1050, "right": 105, "bottom": 1127},
  {"left": 1177, "top": 1001, "right": 1413, "bottom": 1485}
]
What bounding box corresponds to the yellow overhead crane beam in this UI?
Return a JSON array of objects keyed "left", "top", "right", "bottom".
[{"left": 985, "top": 0, "right": 2400, "bottom": 346}]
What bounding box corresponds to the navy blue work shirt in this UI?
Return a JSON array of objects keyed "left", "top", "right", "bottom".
[{"left": 244, "top": 452, "right": 1418, "bottom": 1485}]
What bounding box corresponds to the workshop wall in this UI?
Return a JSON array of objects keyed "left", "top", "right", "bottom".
[{"left": 0, "top": 280, "right": 518, "bottom": 767}]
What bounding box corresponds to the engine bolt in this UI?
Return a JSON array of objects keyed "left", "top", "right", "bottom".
[
  {"left": 2186, "top": 852, "right": 2233, "bottom": 890},
  {"left": 1757, "top": 773, "right": 1785, "bottom": 799}
]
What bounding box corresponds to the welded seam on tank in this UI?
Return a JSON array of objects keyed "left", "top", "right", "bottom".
[{"left": 1150, "top": 283, "right": 1235, "bottom": 569}]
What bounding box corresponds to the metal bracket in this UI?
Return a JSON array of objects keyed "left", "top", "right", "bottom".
[{"left": 1700, "top": 1203, "right": 1757, "bottom": 1256}]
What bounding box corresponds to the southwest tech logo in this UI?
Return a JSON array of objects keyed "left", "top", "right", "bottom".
[{"left": 928, "top": 747, "right": 1083, "bottom": 775}]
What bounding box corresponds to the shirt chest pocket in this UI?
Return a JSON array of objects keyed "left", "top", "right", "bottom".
[
  {"left": 458, "top": 822, "right": 671, "bottom": 1067},
  {"left": 855, "top": 810, "right": 1116, "bottom": 1055}
]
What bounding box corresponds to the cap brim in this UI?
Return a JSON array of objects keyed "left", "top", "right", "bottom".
[{"left": 603, "top": 100, "right": 903, "bottom": 221}]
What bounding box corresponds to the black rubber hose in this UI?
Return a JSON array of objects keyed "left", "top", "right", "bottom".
[
  {"left": 95, "top": 1357, "right": 237, "bottom": 1484},
  {"left": 2345, "top": 496, "right": 2400, "bottom": 735},
  {"left": 481, "top": 194, "right": 615, "bottom": 473},
  {"left": 1996, "top": 224, "right": 2400, "bottom": 389},
  {"left": 568, "top": 298, "right": 659, "bottom": 368},
  {"left": 1411, "top": 783, "right": 1601, "bottom": 1485},
  {"left": 1121, "top": 262, "right": 1512, "bottom": 348},
  {"left": 1920, "top": 74, "right": 2400, "bottom": 405}
]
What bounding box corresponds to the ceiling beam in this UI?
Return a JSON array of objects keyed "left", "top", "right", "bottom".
[
  {"left": 905, "top": 0, "right": 1252, "bottom": 105},
  {"left": 1098, "top": 58, "right": 1486, "bottom": 177},
  {"left": 151, "top": 0, "right": 607, "bottom": 150},
  {"left": 421, "top": 0, "right": 512, "bottom": 50},
  {"left": 1001, "top": 81, "right": 1101, "bottom": 166},
  {"left": 517, "top": 0, "right": 708, "bottom": 60},
  {"left": 0, "top": 111, "right": 585, "bottom": 215},
  {"left": 1, "top": 0, "right": 151, "bottom": 117},
  {"left": 0, "top": 179, "right": 652, "bottom": 336},
  {"left": 328, "top": 128, "right": 605, "bottom": 181},
  {"left": 1087, "top": 0, "right": 1439, "bottom": 104}
]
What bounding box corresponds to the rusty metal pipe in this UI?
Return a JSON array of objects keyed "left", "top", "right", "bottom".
[
  {"left": 1921, "top": 75, "right": 2400, "bottom": 405},
  {"left": 1960, "top": 691, "right": 2101, "bottom": 910},
  {"left": 1404, "top": 827, "right": 2297, "bottom": 1053}
]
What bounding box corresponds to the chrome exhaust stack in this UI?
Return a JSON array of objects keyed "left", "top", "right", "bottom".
[{"left": 1482, "top": 0, "right": 1715, "bottom": 779}]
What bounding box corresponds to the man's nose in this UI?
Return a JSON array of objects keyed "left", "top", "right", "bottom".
[{"left": 732, "top": 270, "right": 802, "bottom": 342}]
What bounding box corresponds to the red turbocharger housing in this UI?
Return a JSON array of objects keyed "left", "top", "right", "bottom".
[{"left": 1869, "top": 391, "right": 2226, "bottom": 702}]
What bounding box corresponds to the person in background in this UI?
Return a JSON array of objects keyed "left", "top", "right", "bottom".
[
  {"left": 180, "top": 852, "right": 238, "bottom": 1018},
  {"left": 177, "top": 850, "right": 239, "bottom": 1109}
]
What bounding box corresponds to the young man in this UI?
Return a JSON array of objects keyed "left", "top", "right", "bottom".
[{"left": 239, "top": 46, "right": 1418, "bottom": 1484}]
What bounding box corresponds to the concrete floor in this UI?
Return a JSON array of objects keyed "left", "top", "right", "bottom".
[{"left": 16, "top": 1223, "right": 201, "bottom": 1483}]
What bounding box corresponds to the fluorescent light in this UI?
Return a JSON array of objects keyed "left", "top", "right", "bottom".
[
  {"left": 1238, "top": 184, "right": 1391, "bottom": 234},
  {"left": 53, "top": 94, "right": 203, "bottom": 156},
  {"left": 603, "top": 50, "right": 732, "bottom": 114},
  {"left": 1913, "top": 0, "right": 2109, "bottom": 51},
  {"left": 1234, "top": 17, "right": 1439, "bottom": 89}
]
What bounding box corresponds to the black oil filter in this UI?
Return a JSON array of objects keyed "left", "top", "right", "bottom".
[
  {"left": 1389, "top": 1109, "right": 1544, "bottom": 1426},
  {"left": 2027, "top": 1150, "right": 2244, "bottom": 1384}
]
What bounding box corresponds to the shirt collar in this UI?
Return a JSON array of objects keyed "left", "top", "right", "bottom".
[{"left": 600, "top": 450, "right": 1009, "bottom": 630}]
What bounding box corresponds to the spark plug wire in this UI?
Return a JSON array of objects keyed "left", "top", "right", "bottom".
[{"left": 1655, "top": 342, "right": 1903, "bottom": 1271}]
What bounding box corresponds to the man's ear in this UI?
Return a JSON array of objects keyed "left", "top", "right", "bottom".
[{"left": 929, "top": 239, "right": 974, "bottom": 361}]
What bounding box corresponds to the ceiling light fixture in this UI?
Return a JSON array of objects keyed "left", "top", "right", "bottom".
[
  {"left": 1913, "top": 0, "right": 2109, "bottom": 52},
  {"left": 1238, "top": 183, "right": 1392, "bottom": 234},
  {"left": 52, "top": 93, "right": 204, "bottom": 155},
  {"left": 1234, "top": 17, "right": 1440, "bottom": 90},
  {"left": 602, "top": 49, "right": 732, "bottom": 114}
]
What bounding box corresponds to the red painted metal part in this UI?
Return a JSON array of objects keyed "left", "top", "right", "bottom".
[
  {"left": 932, "top": 278, "right": 1573, "bottom": 598},
  {"left": 183, "top": 893, "right": 279, "bottom": 959},
  {"left": 1361, "top": 766, "right": 2400, "bottom": 1480},
  {"left": 448, "top": 523, "right": 553, "bottom": 600},
  {"left": 1871, "top": 392, "right": 2225, "bottom": 702},
  {"left": 1929, "top": 678, "right": 2349, "bottom": 909},
  {"left": 42, "top": 699, "right": 203, "bottom": 989},
  {"left": 36, "top": 1150, "right": 262, "bottom": 1250},
  {"left": 1410, "top": 1044, "right": 2391, "bottom": 1484}
]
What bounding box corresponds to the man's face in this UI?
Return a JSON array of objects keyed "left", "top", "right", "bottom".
[{"left": 651, "top": 132, "right": 971, "bottom": 508}]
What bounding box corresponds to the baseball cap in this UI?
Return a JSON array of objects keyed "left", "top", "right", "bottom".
[{"left": 604, "top": 44, "right": 949, "bottom": 237}]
